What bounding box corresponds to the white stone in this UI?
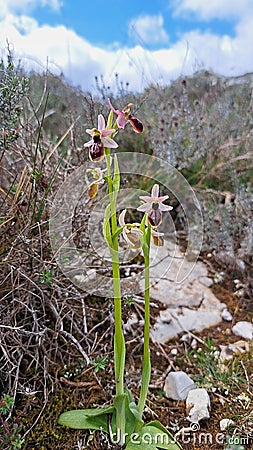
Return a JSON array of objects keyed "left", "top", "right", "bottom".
[
  {"left": 219, "top": 418, "right": 235, "bottom": 431},
  {"left": 171, "top": 348, "right": 178, "bottom": 356},
  {"left": 148, "top": 240, "right": 223, "bottom": 343},
  {"left": 151, "top": 304, "right": 222, "bottom": 344},
  {"left": 186, "top": 388, "right": 211, "bottom": 423},
  {"left": 219, "top": 340, "right": 250, "bottom": 362},
  {"left": 221, "top": 309, "right": 233, "bottom": 322},
  {"left": 232, "top": 321, "right": 253, "bottom": 340},
  {"left": 164, "top": 371, "right": 196, "bottom": 401}
]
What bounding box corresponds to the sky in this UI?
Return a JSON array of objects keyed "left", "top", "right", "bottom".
[{"left": 1, "top": 0, "right": 253, "bottom": 93}]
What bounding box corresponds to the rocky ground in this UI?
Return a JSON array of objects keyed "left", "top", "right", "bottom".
[{"left": 12, "top": 244, "right": 252, "bottom": 450}]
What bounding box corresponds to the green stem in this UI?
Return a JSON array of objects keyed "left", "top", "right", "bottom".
[
  {"left": 105, "top": 148, "right": 126, "bottom": 443},
  {"left": 138, "top": 227, "right": 151, "bottom": 417}
]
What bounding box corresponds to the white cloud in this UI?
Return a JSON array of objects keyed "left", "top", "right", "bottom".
[
  {"left": 3, "top": 14, "right": 38, "bottom": 35},
  {"left": 128, "top": 14, "right": 169, "bottom": 46},
  {"left": 1, "top": 4, "right": 253, "bottom": 93},
  {"left": 171, "top": 0, "right": 253, "bottom": 21}
]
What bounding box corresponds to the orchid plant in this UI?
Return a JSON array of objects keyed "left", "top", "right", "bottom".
[{"left": 58, "top": 100, "right": 181, "bottom": 449}]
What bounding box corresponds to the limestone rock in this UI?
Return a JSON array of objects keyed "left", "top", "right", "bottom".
[
  {"left": 219, "top": 340, "right": 250, "bottom": 362},
  {"left": 164, "top": 371, "right": 196, "bottom": 401},
  {"left": 186, "top": 388, "right": 211, "bottom": 423},
  {"left": 221, "top": 309, "right": 233, "bottom": 322},
  {"left": 232, "top": 321, "right": 253, "bottom": 340},
  {"left": 149, "top": 240, "right": 223, "bottom": 343}
]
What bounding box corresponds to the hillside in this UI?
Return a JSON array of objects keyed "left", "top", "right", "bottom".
[{"left": 0, "top": 53, "right": 252, "bottom": 449}]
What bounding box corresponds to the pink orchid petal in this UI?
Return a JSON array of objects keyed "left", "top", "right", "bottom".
[
  {"left": 139, "top": 196, "right": 154, "bottom": 203},
  {"left": 137, "top": 203, "right": 152, "bottom": 212},
  {"left": 157, "top": 195, "right": 169, "bottom": 203},
  {"left": 102, "top": 136, "right": 118, "bottom": 148},
  {"left": 117, "top": 115, "right": 128, "bottom": 129},
  {"left": 101, "top": 129, "right": 115, "bottom": 137},
  {"left": 97, "top": 114, "right": 106, "bottom": 131},
  {"left": 151, "top": 184, "right": 159, "bottom": 199},
  {"left": 85, "top": 128, "right": 93, "bottom": 136},
  {"left": 159, "top": 204, "right": 173, "bottom": 211},
  {"left": 108, "top": 98, "right": 118, "bottom": 114}
]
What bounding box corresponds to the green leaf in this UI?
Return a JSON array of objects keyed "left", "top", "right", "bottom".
[
  {"left": 113, "top": 154, "right": 120, "bottom": 193},
  {"left": 111, "top": 391, "right": 144, "bottom": 439},
  {"left": 106, "top": 110, "right": 114, "bottom": 130},
  {"left": 140, "top": 213, "right": 147, "bottom": 233},
  {"left": 125, "top": 421, "right": 182, "bottom": 449},
  {"left": 103, "top": 203, "right": 112, "bottom": 246},
  {"left": 58, "top": 406, "right": 114, "bottom": 432},
  {"left": 112, "top": 226, "right": 123, "bottom": 242}
]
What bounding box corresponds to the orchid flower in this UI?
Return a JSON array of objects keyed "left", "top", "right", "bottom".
[
  {"left": 84, "top": 114, "right": 118, "bottom": 161},
  {"left": 137, "top": 184, "right": 173, "bottom": 227},
  {"left": 86, "top": 166, "right": 106, "bottom": 199},
  {"left": 108, "top": 98, "right": 143, "bottom": 133},
  {"left": 118, "top": 209, "right": 143, "bottom": 250}
]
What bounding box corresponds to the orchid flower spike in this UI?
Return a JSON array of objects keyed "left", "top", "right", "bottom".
[
  {"left": 84, "top": 114, "right": 118, "bottom": 162},
  {"left": 118, "top": 209, "right": 143, "bottom": 250},
  {"left": 137, "top": 184, "right": 173, "bottom": 227},
  {"left": 108, "top": 98, "right": 143, "bottom": 133}
]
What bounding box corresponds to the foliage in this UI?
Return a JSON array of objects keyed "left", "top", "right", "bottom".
[
  {"left": 91, "top": 355, "right": 109, "bottom": 373},
  {"left": 187, "top": 339, "right": 251, "bottom": 392},
  {"left": 0, "top": 395, "right": 24, "bottom": 450},
  {"left": 0, "top": 47, "right": 29, "bottom": 153}
]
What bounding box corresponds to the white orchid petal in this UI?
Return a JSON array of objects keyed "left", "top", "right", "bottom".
[
  {"left": 151, "top": 229, "right": 164, "bottom": 237},
  {"left": 84, "top": 139, "right": 94, "bottom": 147},
  {"left": 119, "top": 209, "right": 126, "bottom": 227}
]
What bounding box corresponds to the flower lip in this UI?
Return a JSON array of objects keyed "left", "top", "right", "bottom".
[
  {"left": 89, "top": 141, "right": 104, "bottom": 162},
  {"left": 108, "top": 98, "right": 143, "bottom": 133}
]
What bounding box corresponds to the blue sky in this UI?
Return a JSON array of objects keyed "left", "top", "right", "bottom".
[
  {"left": 30, "top": 0, "right": 235, "bottom": 48},
  {"left": 42, "top": 1, "right": 236, "bottom": 46},
  {"left": 1, "top": 0, "right": 253, "bottom": 92}
]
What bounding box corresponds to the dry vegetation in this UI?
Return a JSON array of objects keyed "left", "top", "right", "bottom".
[{"left": 0, "top": 51, "right": 252, "bottom": 449}]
